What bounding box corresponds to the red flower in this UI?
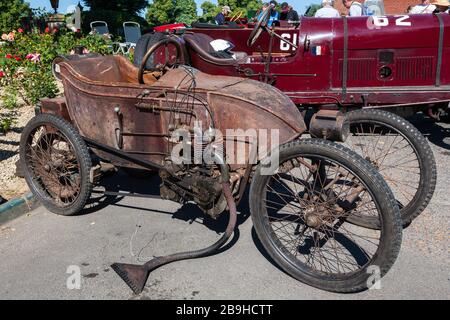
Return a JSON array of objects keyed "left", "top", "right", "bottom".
[
  {"left": 0, "top": 71, "right": 5, "bottom": 78},
  {"left": 45, "top": 27, "right": 50, "bottom": 34},
  {"left": 18, "top": 28, "right": 24, "bottom": 33},
  {"left": 5, "top": 54, "right": 12, "bottom": 59},
  {"left": 14, "top": 56, "right": 21, "bottom": 61}
]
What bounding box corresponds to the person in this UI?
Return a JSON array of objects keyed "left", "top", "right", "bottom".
[
  {"left": 255, "top": 2, "right": 269, "bottom": 22},
  {"left": 315, "top": 0, "right": 340, "bottom": 18},
  {"left": 257, "top": 0, "right": 279, "bottom": 26},
  {"left": 342, "top": 0, "right": 365, "bottom": 16},
  {"left": 215, "top": 5, "right": 231, "bottom": 25},
  {"left": 268, "top": 1, "right": 280, "bottom": 26},
  {"left": 280, "top": 2, "right": 299, "bottom": 21},
  {"left": 432, "top": 0, "right": 450, "bottom": 12},
  {"left": 410, "top": 0, "right": 436, "bottom": 13}
]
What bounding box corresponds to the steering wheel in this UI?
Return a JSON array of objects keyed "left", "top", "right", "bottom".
[
  {"left": 138, "top": 37, "right": 183, "bottom": 84},
  {"left": 230, "top": 11, "right": 243, "bottom": 22},
  {"left": 247, "top": 8, "right": 270, "bottom": 47}
]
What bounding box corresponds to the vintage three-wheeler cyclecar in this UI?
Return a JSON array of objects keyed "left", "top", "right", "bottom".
[{"left": 21, "top": 50, "right": 405, "bottom": 294}]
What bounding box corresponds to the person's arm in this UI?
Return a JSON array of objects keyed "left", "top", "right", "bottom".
[{"left": 215, "top": 13, "right": 225, "bottom": 25}]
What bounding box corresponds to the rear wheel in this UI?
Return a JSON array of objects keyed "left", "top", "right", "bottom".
[
  {"left": 20, "top": 114, "right": 92, "bottom": 216},
  {"left": 343, "top": 109, "right": 436, "bottom": 227},
  {"left": 250, "top": 139, "right": 402, "bottom": 293}
]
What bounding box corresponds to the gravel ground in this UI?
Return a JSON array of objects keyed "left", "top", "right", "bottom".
[
  {"left": 0, "top": 104, "right": 35, "bottom": 199},
  {"left": 405, "top": 115, "right": 449, "bottom": 260}
]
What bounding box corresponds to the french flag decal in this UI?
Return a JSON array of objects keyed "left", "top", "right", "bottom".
[{"left": 311, "top": 45, "right": 327, "bottom": 56}]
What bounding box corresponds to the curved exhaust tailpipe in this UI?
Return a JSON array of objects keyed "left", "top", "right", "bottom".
[{"left": 111, "top": 155, "right": 237, "bottom": 295}]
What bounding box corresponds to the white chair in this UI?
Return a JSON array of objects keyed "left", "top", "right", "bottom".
[
  {"left": 90, "top": 21, "right": 109, "bottom": 35},
  {"left": 120, "top": 21, "right": 142, "bottom": 55}
]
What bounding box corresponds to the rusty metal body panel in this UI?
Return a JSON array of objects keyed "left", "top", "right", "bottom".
[{"left": 55, "top": 55, "right": 305, "bottom": 169}]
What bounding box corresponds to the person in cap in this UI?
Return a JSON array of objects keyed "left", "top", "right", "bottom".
[
  {"left": 410, "top": 0, "right": 436, "bottom": 14},
  {"left": 315, "top": 0, "right": 340, "bottom": 17},
  {"left": 280, "top": 2, "right": 299, "bottom": 21},
  {"left": 432, "top": 0, "right": 450, "bottom": 12},
  {"left": 215, "top": 5, "right": 231, "bottom": 25}
]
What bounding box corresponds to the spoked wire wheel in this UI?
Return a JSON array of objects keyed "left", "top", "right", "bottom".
[
  {"left": 343, "top": 109, "right": 436, "bottom": 227},
  {"left": 250, "top": 139, "right": 402, "bottom": 293},
  {"left": 20, "top": 114, "right": 92, "bottom": 216}
]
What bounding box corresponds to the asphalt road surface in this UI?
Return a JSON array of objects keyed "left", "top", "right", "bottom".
[{"left": 0, "top": 115, "right": 448, "bottom": 300}]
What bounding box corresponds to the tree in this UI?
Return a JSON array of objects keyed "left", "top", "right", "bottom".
[
  {"left": 146, "top": 0, "right": 198, "bottom": 26},
  {"left": 174, "top": 0, "right": 197, "bottom": 24},
  {"left": 146, "top": 0, "right": 175, "bottom": 25},
  {"left": 0, "top": 0, "right": 32, "bottom": 34},
  {"left": 81, "top": 0, "right": 149, "bottom": 35},
  {"left": 82, "top": 0, "right": 148, "bottom": 14},
  {"left": 200, "top": 1, "right": 219, "bottom": 22},
  {"left": 217, "top": 0, "right": 262, "bottom": 18}
]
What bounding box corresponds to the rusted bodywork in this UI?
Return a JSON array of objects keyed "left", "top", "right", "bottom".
[
  {"left": 26, "top": 53, "right": 405, "bottom": 296},
  {"left": 56, "top": 55, "right": 305, "bottom": 170}
]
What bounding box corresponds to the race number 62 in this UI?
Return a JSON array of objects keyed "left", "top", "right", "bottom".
[{"left": 369, "top": 15, "right": 412, "bottom": 29}]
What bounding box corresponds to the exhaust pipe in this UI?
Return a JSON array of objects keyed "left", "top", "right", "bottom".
[{"left": 112, "top": 155, "right": 237, "bottom": 295}]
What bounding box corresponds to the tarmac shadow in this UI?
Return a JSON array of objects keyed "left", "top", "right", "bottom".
[
  {"left": 87, "top": 168, "right": 251, "bottom": 235},
  {"left": 407, "top": 113, "right": 450, "bottom": 151}
]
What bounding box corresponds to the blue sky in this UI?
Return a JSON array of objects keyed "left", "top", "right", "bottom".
[{"left": 27, "top": 0, "right": 323, "bottom": 16}]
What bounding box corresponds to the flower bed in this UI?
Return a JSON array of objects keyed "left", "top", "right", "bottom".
[
  {"left": 0, "top": 27, "right": 113, "bottom": 132},
  {"left": 0, "top": 27, "right": 114, "bottom": 199}
]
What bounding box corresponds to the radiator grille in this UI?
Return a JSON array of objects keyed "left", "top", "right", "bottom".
[
  {"left": 339, "top": 58, "right": 377, "bottom": 81},
  {"left": 395, "top": 56, "right": 434, "bottom": 81}
]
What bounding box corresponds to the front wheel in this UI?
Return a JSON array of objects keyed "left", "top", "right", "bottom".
[
  {"left": 20, "top": 113, "right": 92, "bottom": 216},
  {"left": 250, "top": 139, "right": 402, "bottom": 293}
]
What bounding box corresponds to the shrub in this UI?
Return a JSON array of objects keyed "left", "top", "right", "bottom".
[{"left": 0, "top": 27, "right": 113, "bottom": 132}]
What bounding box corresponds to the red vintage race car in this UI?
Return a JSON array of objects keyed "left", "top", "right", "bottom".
[
  {"left": 133, "top": 12, "right": 440, "bottom": 228},
  {"left": 160, "top": 13, "right": 450, "bottom": 112}
]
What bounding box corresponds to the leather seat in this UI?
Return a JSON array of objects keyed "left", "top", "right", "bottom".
[{"left": 183, "top": 33, "right": 248, "bottom": 66}]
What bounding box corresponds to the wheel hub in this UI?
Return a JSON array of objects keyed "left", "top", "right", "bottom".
[
  {"left": 304, "top": 199, "right": 341, "bottom": 229},
  {"left": 304, "top": 206, "right": 326, "bottom": 228}
]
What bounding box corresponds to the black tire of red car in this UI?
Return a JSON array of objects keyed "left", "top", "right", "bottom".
[
  {"left": 133, "top": 32, "right": 168, "bottom": 69},
  {"left": 345, "top": 109, "right": 437, "bottom": 228},
  {"left": 249, "top": 139, "right": 402, "bottom": 293},
  {"left": 20, "top": 114, "right": 93, "bottom": 216}
]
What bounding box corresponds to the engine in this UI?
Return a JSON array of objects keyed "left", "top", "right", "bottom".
[{"left": 159, "top": 161, "right": 228, "bottom": 219}]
